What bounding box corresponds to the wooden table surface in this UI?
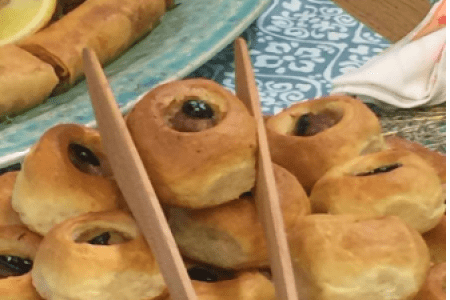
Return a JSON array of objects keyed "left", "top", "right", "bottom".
[{"left": 332, "top": 0, "right": 431, "bottom": 42}]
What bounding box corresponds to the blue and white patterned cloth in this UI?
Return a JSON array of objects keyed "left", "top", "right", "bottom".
[{"left": 190, "top": 0, "right": 391, "bottom": 115}]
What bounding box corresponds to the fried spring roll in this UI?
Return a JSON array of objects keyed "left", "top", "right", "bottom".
[
  {"left": 19, "top": 0, "right": 168, "bottom": 92},
  {"left": 0, "top": 45, "right": 58, "bottom": 118}
]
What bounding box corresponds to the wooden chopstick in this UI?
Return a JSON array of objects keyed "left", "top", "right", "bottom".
[
  {"left": 82, "top": 48, "right": 198, "bottom": 300},
  {"left": 234, "top": 37, "right": 299, "bottom": 300}
]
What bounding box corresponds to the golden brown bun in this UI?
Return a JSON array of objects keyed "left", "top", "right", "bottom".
[
  {"left": 385, "top": 134, "right": 446, "bottom": 184},
  {"left": 11, "top": 124, "right": 125, "bottom": 235},
  {"left": 166, "top": 164, "right": 310, "bottom": 269},
  {"left": 288, "top": 214, "right": 430, "bottom": 300},
  {"left": 0, "top": 172, "right": 23, "bottom": 226},
  {"left": 414, "top": 263, "right": 446, "bottom": 300},
  {"left": 310, "top": 149, "right": 445, "bottom": 233},
  {"left": 422, "top": 215, "right": 446, "bottom": 264},
  {"left": 126, "top": 79, "right": 257, "bottom": 208},
  {"left": 0, "top": 225, "right": 43, "bottom": 300},
  {"left": 163, "top": 271, "right": 276, "bottom": 300},
  {"left": 31, "top": 211, "right": 166, "bottom": 300},
  {"left": 265, "top": 95, "right": 386, "bottom": 193}
]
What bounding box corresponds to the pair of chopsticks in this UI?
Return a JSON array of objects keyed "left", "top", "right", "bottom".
[{"left": 82, "top": 37, "right": 298, "bottom": 300}]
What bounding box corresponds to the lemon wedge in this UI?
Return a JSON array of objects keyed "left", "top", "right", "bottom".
[{"left": 0, "top": 0, "right": 57, "bottom": 46}]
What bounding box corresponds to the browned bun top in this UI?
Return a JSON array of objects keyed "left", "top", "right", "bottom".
[
  {"left": 414, "top": 263, "right": 446, "bottom": 300},
  {"left": 11, "top": 123, "right": 125, "bottom": 235},
  {"left": 385, "top": 134, "right": 446, "bottom": 184},
  {"left": 288, "top": 214, "right": 430, "bottom": 300},
  {"left": 126, "top": 78, "right": 257, "bottom": 208},
  {"left": 266, "top": 95, "right": 386, "bottom": 193},
  {"left": 0, "top": 172, "right": 23, "bottom": 226},
  {"left": 0, "top": 225, "right": 43, "bottom": 300},
  {"left": 422, "top": 215, "right": 446, "bottom": 264},
  {"left": 167, "top": 163, "right": 310, "bottom": 269},
  {"left": 31, "top": 211, "right": 166, "bottom": 300},
  {"left": 310, "top": 149, "right": 445, "bottom": 233}
]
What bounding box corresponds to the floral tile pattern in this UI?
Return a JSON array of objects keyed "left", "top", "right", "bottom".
[{"left": 190, "top": 0, "right": 391, "bottom": 115}]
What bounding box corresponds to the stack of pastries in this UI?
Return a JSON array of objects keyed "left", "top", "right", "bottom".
[{"left": 0, "top": 78, "right": 445, "bottom": 299}]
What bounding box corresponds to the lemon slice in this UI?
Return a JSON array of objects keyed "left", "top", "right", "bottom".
[{"left": 0, "top": 0, "right": 57, "bottom": 46}]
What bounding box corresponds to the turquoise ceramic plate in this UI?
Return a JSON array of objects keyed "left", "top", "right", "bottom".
[{"left": 0, "top": 0, "right": 271, "bottom": 168}]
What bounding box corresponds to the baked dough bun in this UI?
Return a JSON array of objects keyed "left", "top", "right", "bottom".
[
  {"left": 422, "top": 215, "right": 446, "bottom": 264},
  {"left": 164, "top": 267, "right": 276, "bottom": 300},
  {"left": 310, "top": 149, "right": 445, "bottom": 233},
  {"left": 265, "top": 95, "right": 386, "bottom": 193},
  {"left": 126, "top": 79, "right": 257, "bottom": 208},
  {"left": 166, "top": 164, "right": 310, "bottom": 269},
  {"left": 0, "top": 225, "right": 43, "bottom": 300},
  {"left": 11, "top": 124, "right": 125, "bottom": 235},
  {"left": 31, "top": 211, "right": 166, "bottom": 300},
  {"left": 0, "top": 172, "right": 23, "bottom": 226},
  {"left": 385, "top": 134, "right": 446, "bottom": 184},
  {"left": 288, "top": 214, "right": 430, "bottom": 300},
  {"left": 413, "top": 263, "right": 446, "bottom": 300}
]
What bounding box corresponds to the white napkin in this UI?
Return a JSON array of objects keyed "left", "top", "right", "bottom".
[{"left": 331, "top": 0, "right": 446, "bottom": 109}]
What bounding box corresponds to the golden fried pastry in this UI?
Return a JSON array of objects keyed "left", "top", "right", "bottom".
[
  {"left": 309, "top": 149, "right": 445, "bottom": 233},
  {"left": 288, "top": 214, "right": 430, "bottom": 300},
  {"left": 0, "top": 225, "right": 43, "bottom": 300},
  {"left": 0, "top": 45, "right": 58, "bottom": 119},
  {"left": 265, "top": 95, "right": 386, "bottom": 193},
  {"left": 0, "top": 172, "right": 23, "bottom": 226},
  {"left": 19, "top": 0, "right": 168, "bottom": 92},
  {"left": 31, "top": 211, "right": 166, "bottom": 300},
  {"left": 166, "top": 164, "right": 310, "bottom": 269},
  {"left": 11, "top": 124, "right": 124, "bottom": 235},
  {"left": 126, "top": 79, "right": 257, "bottom": 208}
]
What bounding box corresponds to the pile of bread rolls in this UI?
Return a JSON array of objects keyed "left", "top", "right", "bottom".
[{"left": 0, "top": 78, "right": 445, "bottom": 300}]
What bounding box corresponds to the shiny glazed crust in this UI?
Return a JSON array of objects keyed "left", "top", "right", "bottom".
[
  {"left": 0, "top": 172, "right": 23, "bottom": 226},
  {"left": 414, "top": 263, "right": 446, "bottom": 300},
  {"left": 166, "top": 164, "right": 310, "bottom": 269},
  {"left": 163, "top": 271, "right": 276, "bottom": 300},
  {"left": 31, "top": 211, "right": 166, "bottom": 300},
  {"left": 126, "top": 79, "right": 257, "bottom": 208},
  {"left": 0, "top": 225, "right": 43, "bottom": 300},
  {"left": 265, "top": 95, "right": 386, "bottom": 193},
  {"left": 309, "top": 149, "right": 445, "bottom": 233},
  {"left": 288, "top": 214, "right": 430, "bottom": 300},
  {"left": 422, "top": 215, "right": 446, "bottom": 264},
  {"left": 11, "top": 124, "right": 124, "bottom": 235}
]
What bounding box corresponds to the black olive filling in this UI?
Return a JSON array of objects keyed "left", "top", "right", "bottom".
[
  {"left": 68, "top": 143, "right": 105, "bottom": 175},
  {"left": 75, "top": 230, "right": 132, "bottom": 245},
  {"left": 182, "top": 100, "right": 214, "bottom": 119},
  {"left": 240, "top": 190, "right": 253, "bottom": 198},
  {"left": 168, "top": 99, "right": 219, "bottom": 132},
  {"left": 293, "top": 110, "right": 341, "bottom": 136},
  {"left": 0, "top": 255, "right": 33, "bottom": 278},
  {"left": 88, "top": 232, "right": 111, "bottom": 245},
  {"left": 187, "top": 266, "right": 235, "bottom": 282},
  {"left": 355, "top": 163, "right": 403, "bottom": 176}
]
